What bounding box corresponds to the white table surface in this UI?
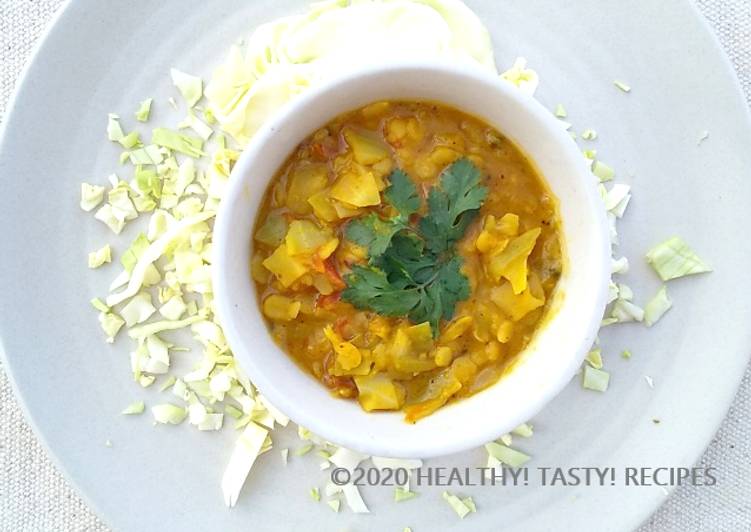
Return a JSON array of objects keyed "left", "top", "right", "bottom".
[{"left": 1, "top": 0, "right": 749, "bottom": 530}]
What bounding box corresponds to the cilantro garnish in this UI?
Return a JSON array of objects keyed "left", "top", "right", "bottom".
[{"left": 342, "top": 158, "right": 486, "bottom": 334}]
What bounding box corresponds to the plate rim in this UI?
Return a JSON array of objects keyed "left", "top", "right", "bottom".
[{"left": 0, "top": 1, "right": 749, "bottom": 530}]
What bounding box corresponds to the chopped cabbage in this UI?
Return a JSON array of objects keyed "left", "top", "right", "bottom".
[
  {"left": 122, "top": 401, "right": 145, "bottom": 415},
  {"left": 80, "top": 183, "right": 105, "bottom": 211},
  {"left": 151, "top": 403, "right": 188, "bottom": 424},
  {"left": 582, "top": 366, "right": 610, "bottom": 392},
  {"left": 500, "top": 57, "right": 539, "bottom": 96},
  {"left": 222, "top": 421, "right": 269, "bottom": 507},
  {"left": 511, "top": 423, "right": 533, "bottom": 438},
  {"left": 442, "top": 491, "right": 474, "bottom": 518},
  {"left": 120, "top": 292, "right": 157, "bottom": 327},
  {"left": 614, "top": 80, "right": 631, "bottom": 92},
  {"left": 329, "top": 447, "right": 368, "bottom": 472},
  {"left": 341, "top": 483, "right": 369, "bottom": 514},
  {"left": 152, "top": 128, "right": 205, "bottom": 158},
  {"left": 394, "top": 487, "right": 417, "bottom": 502},
  {"left": 135, "top": 98, "right": 153, "bottom": 122},
  {"left": 98, "top": 311, "right": 125, "bottom": 343},
  {"left": 645, "top": 237, "right": 711, "bottom": 281},
  {"left": 88, "top": 245, "right": 112, "bottom": 268},
  {"left": 170, "top": 68, "right": 203, "bottom": 108},
  {"left": 484, "top": 442, "right": 530, "bottom": 468},
  {"left": 644, "top": 285, "right": 672, "bottom": 327}
]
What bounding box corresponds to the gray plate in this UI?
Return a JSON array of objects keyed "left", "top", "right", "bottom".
[{"left": 1, "top": 1, "right": 750, "bottom": 531}]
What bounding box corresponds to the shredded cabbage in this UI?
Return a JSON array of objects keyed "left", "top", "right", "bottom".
[
  {"left": 135, "top": 98, "right": 153, "bottom": 122},
  {"left": 222, "top": 421, "right": 269, "bottom": 507}
]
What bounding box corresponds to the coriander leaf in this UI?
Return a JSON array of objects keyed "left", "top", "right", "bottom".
[
  {"left": 384, "top": 169, "right": 421, "bottom": 218},
  {"left": 419, "top": 158, "right": 487, "bottom": 253},
  {"left": 345, "top": 214, "right": 405, "bottom": 257},
  {"left": 408, "top": 256, "right": 470, "bottom": 332},
  {"left": 342, "top": 265, "right": 421, "bottom": 316},
  {"left": 373, "top": 234, "right": 434, "bottom": 285}
]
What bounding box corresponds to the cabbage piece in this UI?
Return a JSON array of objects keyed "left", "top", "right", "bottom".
[
  {"left": 127, "top": 313, "right": 206, "bottom": 339},
  {"left": 581, "top": 129, "right": 597, "bottom": 140},
  {"left": 81, "top": 183, "right": 106, "bottom": 211},
  {"left": 330, "top": 166, "right": 381, "bottom": 207},
  {"left": 120, "top": 292, "right": 157, "bottom": 327},
  {"left": 107, "top": 113, "right": 124, "bottom": 141},
  {"left": 644, "top": 285, "right": 672, "bottom": 327},
  {"left": 394, "top": 487, "right": 417, "bottom": 502},
  {"left": 159, "top": 295, "right": 187, "bottom": 320},
  {"left": 108, "top": 188, "right": 138, "bottom": 221},
  {"left": 354, "top": 373, "right": 404, "bottom": 411},
  {"left": 554, "top": 103, "right": 567, "bottom": 118},
  {"left": 98, "top": 311, "right": 125, "bottom": 343},
  {"left": 122, "top": 401, "right": 145, "bottom": 415},
  {"left": 198, "top": 413, "right": 224, "bottom": 431},
  {"left": 484, "top": 442, "right": 530, "bottom": 468},
  {"left": 329, "top": 447, "right": 368, "bottom": 472},
  {"left": 262, "top": 244, "right": 309, "bottom": 287},
  {"left": 151, "top": 403, "right": 187, "bottom": 424},
  {"left": 222, "top": 421, "right": 269, "bottom": 507},
  {"left": 88, "top": 244, "right": 112, "bottom": 268},
  {"left": 585, "top": 348, "right": 603, "bottom": 369},
  {"left": 135, "top": 98, "right": 153, "bottom": 122},
  {"left": 490, "top": 281, "right": 545, "bottom": 322},
  {"left": 128, "top": 145, "right": 165, "bottom": 166},
  {"left": 327, "top": 499, "right": 340, "bottom": 512},
  {"left": 487, "top": 228, "right": 541, "bottom": 293},
  {"left": 603, "top": 184, "right": 630, "bottom": 211},
  {"left": 442, "top": 491, "right": 473, "bottom": 518},
  {"left": 90, "top": 298, "right": 109, "bottom": 312},
  {"left": 614, "top": 80, "right": 631, "bottom": 92},
  {"left": 170, "top": 68, "right": 203, "bottom": 108},
  {"left": 592, "top": 160, "right": 615, "bottom": 182},
  {"left": 611, "top": 256, "right": 629, "bottom": 275},
  {"left": 500, "top": 57, "right": 539, "bottom": 96},
  {"left": 178, "top": 111, "right": 214, "bottom": 140},
  {"left": 611, "top": 299, "right": 644, "bottom": 323},
  {"left": 511, "top": 423, "right": 533, "bottom": 438},
  {"left": 617, "top": 283, "right": 633, "bottom": 301},
  {"left": 94, "top": 204, "right": 127, "bottom": 234},
  {"left": 341, "top": 483, "right": 369, "bottom": 514},
  {"left": 645, "top": 237, "right": 711, "bottom": 281},
  {"left": 257, "top": 395, "right": 289, "bottom": 427},
  {"left": 152, "top": 128, "right": 205, "bottom": 158},
  {"left": 582, "top": 366, "right": 610, "bottom": 392},
  {"left": 106, "top": 212, "right": 214, "bottom": 306}
]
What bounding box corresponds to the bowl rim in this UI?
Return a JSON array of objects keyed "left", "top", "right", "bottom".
[{"left": 212, "top": 59, "right": 611, "bottom": 458}]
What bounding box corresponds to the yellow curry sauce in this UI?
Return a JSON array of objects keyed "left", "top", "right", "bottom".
[{"left": 251, "top": 101, "right": 563, "bottom": 422}]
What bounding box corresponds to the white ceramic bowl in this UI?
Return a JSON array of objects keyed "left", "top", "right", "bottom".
[{"left": 213, "top": 61, "right": 610, "bottom": 458}]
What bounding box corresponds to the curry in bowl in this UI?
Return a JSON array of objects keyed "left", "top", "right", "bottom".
[{"left": 251, "top": 101, "right": 563, "bottom": 422}]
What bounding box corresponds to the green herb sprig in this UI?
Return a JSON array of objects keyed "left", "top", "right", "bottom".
[{"left": 342, "top": 158, "right": 487, "bottom": 335}]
